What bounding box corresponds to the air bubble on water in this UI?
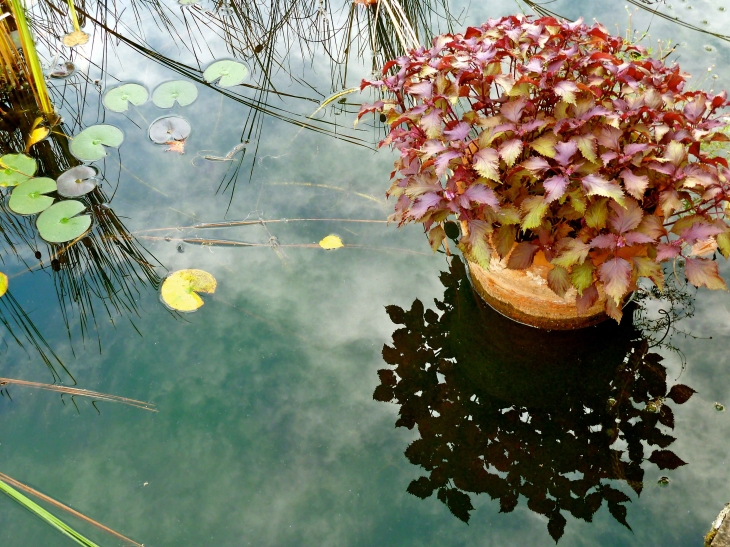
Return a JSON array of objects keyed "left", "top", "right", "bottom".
[
  {"left": 704, "top": 45, "right": 714, "bottom": 52},
  {"left": 715, "top": 402, "right": 725, "bottom": 412},
  {"left": 176, "top": 243, "right": 185, "bottom": 253}
]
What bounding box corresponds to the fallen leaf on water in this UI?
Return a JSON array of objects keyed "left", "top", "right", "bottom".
[
  {"left": 25, "top": 118, "right": 49, "bottom": 152},
  {"left": 0, "top": 272, "right": 7, "bottom": 297},
  {"left": 160, "top": 269, "right": 216, "bottom": 312},
  {"left": 62, "top": 30, "right": 89, "bottom": 47},
  {"left": 319, "top": 235, "right": 344, "bottom": 250}
]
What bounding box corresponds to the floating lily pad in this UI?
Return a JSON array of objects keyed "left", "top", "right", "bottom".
[
  {"left": 160, "top": 269, "right": 216, "bottom": 312},
  {"left": 37, "top": 200, "right": 91, "bottom": 243},
  {"left": 152, "top": 81, "right": 198, "bottom": 108},
  {"left": 9, "top": 177, "right": 56, "bottom": 215},
  {"left": 178, "top": 0, "right": 199, "bottom": 4},
  {"left": 69, "top": 125, "right": 124, "bottom": 162},
  {"left": 49, "top": 61, "right": 75, "bottom": 79},
  {"left": 148, "top": 116, "right": 191, "bottom": 144},
  {"left": 103, "top": 83, "right": 149, "bottom": 112},
  {"left": 57, "top": 166, "right": 98, "bottom": 197},
  {"left": 0, "top": 271, "right": 7, "bottom": 297},
  {"left": 319, "top": 234, "right": 344, "bottom": 250},
  {"left": 62, "top": 30, "right": 89, "bottom": 48},
  {"left": 203, "top": 60, "right": 248, "bottom": 87},
  {"left": 0, "top": 154, "right": 37, "bottom": 187}
]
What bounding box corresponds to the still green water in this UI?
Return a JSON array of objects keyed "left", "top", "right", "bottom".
[{"left": 1, "top": 0, "right": 730, "bottom": 545}]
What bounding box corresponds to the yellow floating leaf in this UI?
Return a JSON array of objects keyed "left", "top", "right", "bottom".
[
  {"left": 160, "top": 269, "right": 216, "bottom": 312},
  {"left": 0, "top": 272, "right": 7, "bottom": 297},
  {"left": 319, "top": 234, "right": 343, "bottom": 250},
  {"left": 25, "top": 126, "right": 49, "bottom": 152},
  {"left": 62, "top": 30, "right": 90, "bottom": 48}
]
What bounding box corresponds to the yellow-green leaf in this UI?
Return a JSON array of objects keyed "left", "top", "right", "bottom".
[
  {"left": 632, "top": 256, "right": 664, "bottom": 290},
  {"left": 585, "top": 198, "right": 609, "bottom": 230},
  {"left": 0, "top": 272, "right": 7, "bottom": 297},
  {"left": 571, "top": 261, "right": 595, "bottom": 294},
  {"left": 520, "top": 196, "right": 548, "bottom": 231},
  {"left": 319, "top": 234, "right": 344, "bottom": 250},
  {"left": 160, "top": 269, "right": 217, "bottom": 312},
  {"left": 529, "top": 133, "right": 557, "bottom": 158}
]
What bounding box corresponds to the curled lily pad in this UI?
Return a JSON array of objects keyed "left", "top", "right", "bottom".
[
  {"left": 319, "top": 234, "right": 344, "bottom": 249},
  {"left": 57, "top": 166, "right": 98, "bottom": 197},
  {"left": 37, "top": 200, "right": 92, "bottom": 243},
  {"left": 203, "top": 60, "right": 248, "bottom": 87},
  {"left": 103, "top": 83, "right": 149, "bottom": 112},
  {"left": 70, "top": 125, "right": 124, "bottom": 162},
  {"left": 149, "top": 116, "right": 191, "bottom": 144},
  {"left": 0, "top": 154, "right": 37, "bottom": 187},
  {"left": 152, "top": 81, "right": 198, "bottom": 108},
  {"left": 160, "top": 269, "right": 216, "bottom": 312},
  {"left": 9, "top": 177, "right": 56, "bottom": 215},
  {"left": 49, "top": 61, "right": 75, "bottom": 79}
]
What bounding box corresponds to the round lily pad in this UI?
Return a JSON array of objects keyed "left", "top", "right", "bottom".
[
  {"left": 69, "top": 125, "right": 124, "bottom": 162},
  {"left": 160, "top": 269, "right": 217, "bottom": 312},
  {"left": 9, "top": 177, "right": 56, "bottom": 215},
  {"left": 103, "top": 83, "right": 149, "bottom": 112},
  {"left": 0, "top": 154, "right": 37, "bottom": 187},
  {"left": 203, "top": 60, "right": 248, "bottom": 87},
  {"left": 57, "top": 166, "right": 98, "bottom": 197},
  {"left": 148, "top": 116, "right": 191, "bottom": 144},
  {"left": 37, "top": 200, "right": 92, "bottom": 243},
  {"left": 152, "top": 81, "right": 198, "bottom": 108}
]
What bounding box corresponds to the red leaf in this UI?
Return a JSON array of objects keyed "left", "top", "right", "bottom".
[
  {"left": 547, "top": 265, "right": 571, "bottom": 297},
  {"left": 609, "top": 198, "right": 643, "bottom": 234},
  {"left": 684, "top": 257, "right": 728, "bottom": 290},
  {"left": 648, "top": 450, "right": 687, "bottom": 470},
  {"left": 507, "top": 241, "right": 539, "bottom": 269},
  {"left": 576, "top": 284, "right": 599, "bottom": 313},
  {"left": 599, "top": 257, "right": 632, "bottom": 304},
  {"left": 461, "top": 184, "right": 499, "bottom": 210},
  {"left": 543, "top": 175, "right": 568, "bottom": 202}
]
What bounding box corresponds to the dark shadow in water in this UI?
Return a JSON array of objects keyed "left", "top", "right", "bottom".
[{"left": 375, "top": 257, "right": 695, "bottom": 542}]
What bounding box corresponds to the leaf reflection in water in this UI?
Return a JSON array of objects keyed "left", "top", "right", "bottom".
[{"left": 375, "top": 257, "right": 696, "bottom": 542}]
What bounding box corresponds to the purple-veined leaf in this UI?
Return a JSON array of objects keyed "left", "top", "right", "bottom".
[
  {"left": 435, "top": 150, "right": 461, "bottom": 177},
  {"left": 554, "top": 80, "right": 578, "bottom": 104},
  {"left": 404, "top": 174, "right": 442, "bottom": 198},
  {"left": 632, "top": 256, "right": 664, "bottom": 289},
  {"left": 663, "top": 141, "right": 686, "bottom": 166},
  {"left": 408, "top": 80, "right": 433, "bottom": 99},
  {"left": 599, "top": 257, "right": 632, "bottom": 304},
  {"left": 554, "top": 141, "right": 578, "bottom": 166},
  {"left": 636, "top": 214, "right": 667, "bottom": 239},
  {"left": 597, "top": 125, "right": 622, "bottom": 150},
  {"left": 683, "top": 98, "right": 706, "bottom": 122},
  {"left": 461, "top": 184, "right": 499, "bottom": 209},
  {"left": 658, "top": 189, "right": 682, "bottom": 217},
  {"left": 445, "top": 122, "right": 471, "bottom": 141},
  {"left": 521, "top": 156, "right": 550, "bottom": 174},
  {"left": 656, "top": 243, "right": 681, "bottom": 261},
  {"left": 409, "top": 192, "right": 443, "bottom": 219},
  {"left": 473, "top": 147, "right": 500, "bottom": 182},
  {"left": 499, "top": 138, "right": 523, "bottom": 167},
  {"left": 582, "top": 174, "right": 625, "bottom": 206},
  {"left": 520, "top": 196, "right": 548, "bottom": 230},
  {"left": 543, "top": 175, "right": 569, "bottom": 202},
  {"left": 575, "top": 283, "right": 599, "bottom": 313},
  {"left": 609, "top": 198, "right": 643, "bottom": 234},
  {"left": 681, "top": 165, "right": 715, "bottom": 188},
  {"left": 684, "top": 257, "right": 728, "bottom": 290},
  {"left": 666, "top": 384, "right": 696, "bottom": 404},
  {"left": 507, "top": 241, "right": 539, "bottom": 269},
  {"left": 501, "top": 98, "right": 526, "bottom": 123},
  {"left": 623, "top": 143, "right": 650, "bottom": 157},
  {"left": 547, "top": 265, "right": 571, "bottom": 297},
  {"left": 624, "top": 232, "right": 655, "bottom": 245},
  {"left": 420, "top": 110, "right": 443, "bottom": 139},
  {"left": 591, "top": 233, "right": 619, "bottom": 249},
  {"left": 619, "top": 170, "right": 649, "bottom": 200},
  {"left": 553, "top": 238, "right": 590, "bottom": 268},
  {"left": 421, "top": 139, "right": 447, "bottom": 159},
  {"left": 679, "top": 222, "right": 723, "bottom": 243}
]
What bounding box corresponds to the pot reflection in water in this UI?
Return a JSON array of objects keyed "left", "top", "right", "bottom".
[{"left": 375, "top": 257, "right": 696, "bottom": 542}]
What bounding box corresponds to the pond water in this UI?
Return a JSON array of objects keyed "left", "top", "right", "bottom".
[{"left": 1, "top": 0, "right": 730, "bottom": 545}]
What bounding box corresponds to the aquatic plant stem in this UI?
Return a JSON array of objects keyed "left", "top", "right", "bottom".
[{"left": 65, "top": 0, "right": 81, "bottom": 32}]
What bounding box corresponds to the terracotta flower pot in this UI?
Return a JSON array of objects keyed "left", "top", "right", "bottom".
[{"left": 466, "top": 249, "right": 608, "bottom": 330}]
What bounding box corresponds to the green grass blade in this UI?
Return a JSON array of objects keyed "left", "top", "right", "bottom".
[{"left": 0, "top": 479, "right": 102, "bottom": 547}]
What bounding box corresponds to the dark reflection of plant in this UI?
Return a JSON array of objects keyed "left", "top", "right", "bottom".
[{"left": 375, "top": 257, "right": 695, "bottom": 542}]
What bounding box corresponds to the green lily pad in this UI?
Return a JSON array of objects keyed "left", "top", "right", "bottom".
[
  {"left": 0, "top": 154, "right": 37, "bottom": 187},
  {"left": 37, "top": 200, "right": 92, "bottom": 243},
  {"left": 152, "top": 81, "right": 198, "bottom": 108},
  {"left": 103, "top": 83, "right": 149, "bottom": 112},
  {"left": 69, "top": 125, "right": 124, "bottom": 162},
  {"left": 203, "top": 60, "right": 248, "bottom": 87},
  {"left": 9, "top": 177, "right": 56, "bottom": 215}
]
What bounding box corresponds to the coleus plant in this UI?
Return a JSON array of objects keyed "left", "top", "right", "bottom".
[{"left": 358, "top": 14, "right": 730, "bottom": 321}]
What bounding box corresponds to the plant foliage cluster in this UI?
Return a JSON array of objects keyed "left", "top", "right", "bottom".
[{"left": 360, "top": 14, "right": 730, "bottom": 321}]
